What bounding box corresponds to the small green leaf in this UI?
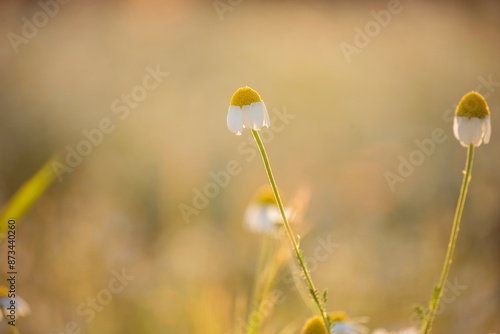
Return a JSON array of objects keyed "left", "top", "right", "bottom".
[{"left": 413, "top": 304, "right": 426, "bottom": 321}]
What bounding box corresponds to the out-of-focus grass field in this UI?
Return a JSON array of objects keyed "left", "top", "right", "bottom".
[{"left": 0, "top": 0, "right": 499, "bottom": 333}]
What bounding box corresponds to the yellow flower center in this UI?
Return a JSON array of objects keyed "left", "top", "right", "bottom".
[
  {"left": 455, "top": 91, "right": 490, "bottom": 118},
  {"left": 301, "top": 316, "right": 328, "bottom": 334},
  {"left": 330, "top": 311, "right": 349, "bottom": 322},
  {"left": 252, "top": 185, "right": 277, "bottom": 205},
  {"left": 230, "top": 87, "right": 262, "bottom": 107}
]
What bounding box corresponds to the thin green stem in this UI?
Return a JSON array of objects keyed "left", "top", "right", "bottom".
[
  {"left": 251, "top": 130, "right": 330, "bottom": 330},
  {"left": 422, "top": 144, "right": 475, "bottom": 334}
]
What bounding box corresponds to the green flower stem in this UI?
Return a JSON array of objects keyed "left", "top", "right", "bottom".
[
  {"left": 251, "top": 130, "right": 330, "bottom": 330},
  {"left": 423, "top": 144, "right": 475, "bottom": 334}
]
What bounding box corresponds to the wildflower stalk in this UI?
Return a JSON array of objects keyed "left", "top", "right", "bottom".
[
  {"left": 422, "top": 144, "right": 474, "bottom": 334},
  {"left": 251, "top": 130, "right": 330, "bottom": 330}
]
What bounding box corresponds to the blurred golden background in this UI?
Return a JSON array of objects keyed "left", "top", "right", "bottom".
[{"left": 0, "top": 0, "right": 499, "bottom": 333}]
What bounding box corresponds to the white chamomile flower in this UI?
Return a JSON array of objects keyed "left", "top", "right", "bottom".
[
  {"left": 0, "top": 285, "right": 31, "bottom": 319},
  {"left": 227, "top": 86, "right": 270, "bottom": 135},
  {"left": 453, "top": 91, "right": 491, "bottom": 147},
  {"left": 330, "top": 311, "right": 369, "bottom": 334},
  {"left": 244, "top": 185, "right": 293, "bottom": 235}
]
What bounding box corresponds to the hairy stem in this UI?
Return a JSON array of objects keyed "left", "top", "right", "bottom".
[{"left": 251, "top": 130, "right": 330, "bottom": 330}]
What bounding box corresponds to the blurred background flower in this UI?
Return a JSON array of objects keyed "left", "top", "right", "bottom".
[
  {"left": 0, "top": 285, "right": 30, "bottom": 327},
  {"left": 243, "top": 185, "right": 296, "bottom": 235}
]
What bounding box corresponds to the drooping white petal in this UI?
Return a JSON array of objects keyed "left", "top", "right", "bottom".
[
  {"left": 227, "top": 106, "right": 243, "bottom": 135},
  {"left": 250, "top": 102, "right": 264, "bottom": 130},
  {"left": 233, "top": 106, "right": 244, "bottom": 135},
  {"left": 226, "top": 107, "right": 233, "bottom": 131},
  {"left": 248, "top": 103, "right": 257, "bottom": 129},
  {"left": 242, "top": 105, "right": 252, "bottom": 129},
  {"left": 262, "top": 102, "right": 270, "bottom": 128},
  {"left": 457, "top": 116, "right": 473, "bottom": 147},
  {"left": 453, "top": 116, "right": 460, "bottom": 141},
  {"left": 470, "top": 117, "right": 484, "bottom": 147},
  {"left": 483, "top": 115, "right": 491, "bottom": 144}
]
